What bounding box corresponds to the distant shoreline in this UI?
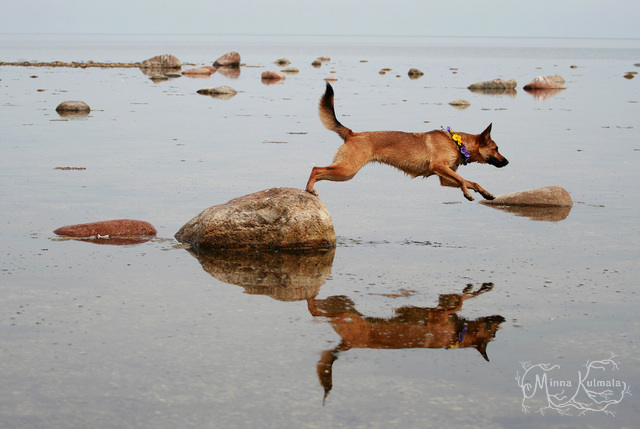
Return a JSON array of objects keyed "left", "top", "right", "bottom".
[{"left": 0, "top": 60, "right": 142, "bottom": 68}]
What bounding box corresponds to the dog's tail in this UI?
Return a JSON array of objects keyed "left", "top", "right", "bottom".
[{"left": 319, "top": 82, "right": 353, "bottom": 141}]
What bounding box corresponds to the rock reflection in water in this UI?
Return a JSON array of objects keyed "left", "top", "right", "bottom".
[
  {"left": 467, "top": 87, "right": 517, "bottom": 97},
  {"left": 216, "top": 66, "right": 241, "bottom": 79},
  {"left": 308, "top": 283, "right": 505, "bottom": 401},
  {"left": 482, "top": 204, "right": 572, "bottom": 221},
  {"left": 184, "top": 247, "right": 335, "bottom": 301},
  {"left": 138, "top": 66, "right": 182, "bottom": 82},
  {"left": 524, "top": 88, "right": 565, "bottom": 100}
]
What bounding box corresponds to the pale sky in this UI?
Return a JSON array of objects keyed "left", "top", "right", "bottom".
[{"left": 2, "top": 0, "right": 639, "bottom": 39}]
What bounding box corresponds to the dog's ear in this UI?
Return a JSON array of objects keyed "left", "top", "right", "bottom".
[{"left": 480, "top": 123, "right": 493, "bottom": 144}]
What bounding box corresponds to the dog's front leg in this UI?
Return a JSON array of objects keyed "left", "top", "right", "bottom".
[
  {"left": 436, "top": 167, "right": 495, "bottom": 201},
  {"left": 435, "top": 167, "right": 475, "bottom": 201}
]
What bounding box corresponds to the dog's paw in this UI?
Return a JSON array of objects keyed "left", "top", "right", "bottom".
[
  {"left": 305, "top": 188, "right": 319, "bottom": 196},
  {"left": 480, "top": 282, "right": 494, "bottom": 292},
  {"left": 481, "top": 192, "right": 495, "bottom": 200},
  {"left": 464, "top": 194, "right": 475, "bottom": 201}
]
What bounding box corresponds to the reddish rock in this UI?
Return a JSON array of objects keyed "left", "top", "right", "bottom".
[
  {"left": 213, "top": 52, "right": 241, "bottom": 67},
  {"left": 523, "top": 75, "right": 565, "bottom": 90},
  {"left": 54, "top": 219, "right": 157, "bottom": 238},
  {"left": 261, "top": 70, "right": 286, "bottom": 83},
  {"left": 182, "top": 65, "right": 216, "bottom": 76}
]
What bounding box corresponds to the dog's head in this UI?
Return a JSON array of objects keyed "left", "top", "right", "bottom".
[{"left": 478, "top": 124, "right": 509, "bottom": 168}]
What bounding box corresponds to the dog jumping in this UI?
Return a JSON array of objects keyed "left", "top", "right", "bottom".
[{"left": 305, "top": 83, "right": 509, "bottom": 201}]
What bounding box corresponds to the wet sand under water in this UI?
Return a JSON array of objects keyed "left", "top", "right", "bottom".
[{"left": 1, "top": 35, "right": 639, "bottom": 428}]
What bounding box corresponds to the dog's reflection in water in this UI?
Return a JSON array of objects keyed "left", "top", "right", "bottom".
[{"left": 307, "top": 283, "right": 505, "bottom": 401}]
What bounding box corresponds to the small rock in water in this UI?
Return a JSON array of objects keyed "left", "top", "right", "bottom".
[
  {"left": 468, "top": 78, "right": 517, "bottom": 90},
  {"left": 523, "top": 75, "right": 565, "bottom": 90},
  {"left": 280, "top": 67, "right": 299, "bottom": 74},
  {"left": 56, "top": 100, "right": 90, "bottom": 113},
  {"left": 274, "top": 58, "right": 290, "bottom": 66},
  {"left": 449, "top": 98, "right": 470, "bottom": 108},
  {"left": 408, "top": 68, "right": 424, "bottom": 79},
  {"left": 213, "top": 52, "right": 241, "bottom": 67},
  {"left": 56, "top": 100, "right": 91, "bottom": 117},
  {"left": 140, "top": 54, "right": 182, "bottom": 69},
  {"left": 479, "top": 186, "right": 573, "bottom": 207},
  {"left": 261, "top": 70, "right": 286, "bottom": 83},
  {"left": 196, "top": 86, "right": 237, "bottom": 98}
]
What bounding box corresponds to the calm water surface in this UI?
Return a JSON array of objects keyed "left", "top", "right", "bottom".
[{"left": 1, "top": 34, "right": 639, "bottom": 428}]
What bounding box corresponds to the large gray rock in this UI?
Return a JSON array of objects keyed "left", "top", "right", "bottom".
[
  {"left": 479, "top": 186, "right": 573, "bottom": 207},
  {"left": 175, "top": 188, "right": 336, "bottom": 250}
]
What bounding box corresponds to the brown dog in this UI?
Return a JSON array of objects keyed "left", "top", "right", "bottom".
[{"left": 305, "top": 83, "right": 509, "bottom": 200}]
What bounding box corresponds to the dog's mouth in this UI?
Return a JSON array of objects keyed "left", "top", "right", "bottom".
[{"left": 488, "top": 156, "right": 509, "bottom": 168}]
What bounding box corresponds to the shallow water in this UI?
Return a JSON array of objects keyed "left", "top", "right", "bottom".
[{"left": 1, "top": 34, "right": 639, "bottom": 428}]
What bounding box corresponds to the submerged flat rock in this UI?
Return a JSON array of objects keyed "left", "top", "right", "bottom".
[
  {"left": 196, "top": 86, "right": 237, "bottom": 96},
  {"left": 175, "top": 187, "right": 336, "bottom": 251},
  {"left": 54, "top": 219, "right": 157, "bottom": 237}
]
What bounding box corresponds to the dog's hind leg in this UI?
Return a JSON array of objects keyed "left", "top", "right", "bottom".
[
  {"left": 305, "top": 164, "right": 360, "bottom": 196},
  {"left": 305, "top": 145, "right": 370, "bottom": 195}
]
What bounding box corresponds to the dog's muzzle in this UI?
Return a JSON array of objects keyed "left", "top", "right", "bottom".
[{"left": 488, "top": 156, "right": 509, "bottom": 168}]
